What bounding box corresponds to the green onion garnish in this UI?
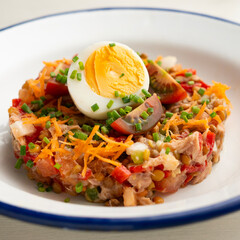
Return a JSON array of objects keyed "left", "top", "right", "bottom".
[
  {"left": 61, "top": 76, "right": 67, "bottom": 84},
  {"left": 31, "top": 100, "right": 44, "bottom": 107},
  {"left": 147, "top": 107, "right": 154, "bottom": 113},
  {"left": 50, "top": 72, "right": 56, "bottom": 78},
  {"left": 86, "top": 187, "right": 99, "bottom": 201},
  {"left": 40, "top": 96, "right": 46, "bottom": 101},
  {"left": 49, "top": 112, "right": 56, "bottom": 118},
  {"left": 38, "top": 186, "right": 45, "bottom": 192},
  {"left": 192, "top": 106, "right": 200, "bottom": 114},
  {"left": 166, "top": 112, "right": 173, "bottom": 118},
  {"left": 119, "top": 73, "right": 125, "bottom": 78},
  {"left": 157, "top": 61, "right": 162, "bottom": 66},
  {"left": 119, "top": 108, "right": 126, "bottom": 116},
  {"left": 112, "top": 110, "right": 121, "bottom": 120},
  {"left": 101, "top": 126, "right": 109, "bottom": 135},
  {"left": 75, "top": 182, "right": 83, "bottom": 193},
  {"left": 64, "top": 197, "right": 70, "bottom": 203},
  {"left": 45, "top": 121, "right": 51, "bottom": 129},
  {"left": 59, "top": 69, "right": 65, "bottom": 74},
  {"left": 165, "top": 147, "right": 171, "bottom": 155},
  {"left": 107, "top": 111, "right": 113, "bottom": 118},
  {"left": 176, "top": 79, "right": 181, "bottom": 83},
  {"left": 122, "top": 96, "right": 130, "bottom": 104},
  {"left": 179, "top": 106, "right": 184, "bottom": 111},
  {"left": 64, "top": 68, "right": 69, "bottom": 75},
  {"left": 43, "top": 137, "right": 50, "bottom": 144},
  {"left": 162, "top": 118, "right": 168, "bottom": 125},
  {"left": 26, "top": 160, "right": 34, "bottom": 168},
  {"left": 135, "top": 123, "right": 142, "bottom": 131},
  {"left": 37, "top": 182, "right": 44, "bottom": 188},
  {"left": 107, "top": 100, "right": 114, "bottom": 109},
  {"left": 15, "top": 158, "right": 23, "bottom": 169},
  {"left": 187, "top": 113, "right": 193, "bottom": 119},
  {"left": 198, "top": 88, "right": 205, "bottom": 96},
  {"left": 77, "top": 73, "right": 82, "bottom": 81},
  {"left": 46, "top": 186, "right": 52, "bottom": 192},
  {"left": 28, "top": 142, "right": 35, "bottom": 150},
  {"left": 180, "top": 112, "right": 189, "bottom": 123},
  {"left": 91, "top": 103, "right": 99, "bottom": 112},
  {"left": 67, "top": 119, "right": 74, "bottom": 125},
  {"left": 82, "top": 124, "right": 93, "bottom": 132},
  {"left": 72, "top": 56, "right": 79, "bottom": 62},
  {"left": 70, "top": 70, "right": 77, "bottom": 79},
  {"left": 54, "top": 163, "right": 61, "bottom": 170},
  {"left": 164, "top": 136, "right": 171, "bottom": 142},
  {"left": 147, "top": 59, "right": 154, "bottom": 64},
  {"left": 114, "top": 91, "right": 119, "bottom": 97},
  {"left": 21, "top": 103, "right": 32, "bottom": 113},
  {"left": 137, "top": 97, "right": 144, "bottom": 104},
  {"left": 73, "top": 131, "right": 88, "bottom": 140},
  {"left": 152, "top": 132, "right": 160, "bottom": 142},
  {"left": 187, "top": 80, "right": 194, "bottom": 85},
  {"left": 20, "top": 145, "right": 26, "bottom": 156},
  {"left": 106, "top": 118, "right": 114, "bottom": 126},
  {"left": 109, "top": 43, "right": 116, "bottom": 47},
  {"left": 185, "top": 72, "right": 193, "bottom": 77},
  {"left": 124, "top": 106, "right": 132, "bottom": 113},
  {"left": 141, "top": 111, "right": 149, "bottom": 120},
  {"left": 55, "top": 111, "right": 62, "bottom": 117},
  {"left": 142, "top": 89, "right": 151, "bottom": 98},
  {"left": 56, "top": 74, "right": 63, "bottom": 82},
  {"left": 210, "top": 112, "right": 217, "bottom": 118},
  {"left": 78, "top": 61, "right": 84, "bottom": 70},
  {"left": 201, "top": 99, "right": 210, "bottom": 105}
]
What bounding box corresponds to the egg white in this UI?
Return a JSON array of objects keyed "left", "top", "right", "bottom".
[{"left": 67, "top": 41, "right": 149, "bottom": 120}]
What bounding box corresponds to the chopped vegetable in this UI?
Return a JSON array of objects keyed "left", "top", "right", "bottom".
[
  {"left": 20, "top": 145, "right": 26, "bottom": 156},
  {"left": 75, "top": 182, "right": 83, "bottom": 193},
  {"left": 107, "top": 100, "right": 114, "bottom": 109},
  {"left": 91, "top": 103, "right": 99, "bottom": 112},
  {"left": 21, "top": 103, "right": 32, "bottom": 113},
  {"left": 111, "top": 165, "right": 131, "bottom": 184},
  {"left": 54, "top": 163, "right": 61, "bottom": 169},
  {"left": 109, "top": 43, "right": 116, "bottom": 47},
  {"left": 15, "top": 158, "right": 23, "bottom": 169},
  {"left": 72, "top": 56, "right": 79, "bottom": 62}
]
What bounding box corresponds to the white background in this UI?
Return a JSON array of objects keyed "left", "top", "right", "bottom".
[{"left": 1, "top": 0, "right": 240, "bottom": 239}]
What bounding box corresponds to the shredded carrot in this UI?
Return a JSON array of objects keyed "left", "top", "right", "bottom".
[
  {"left": 22, "top": 116, "right": 50, "bottom": 127},
  {"left": 57, "top": 97, "right": 62, "bottom": 111},
  {"left": 51, "top": 118, "right": 62, "bottom": 137},
  {"left": 195, "top": 102, "right": 206, "bottom": 120}
]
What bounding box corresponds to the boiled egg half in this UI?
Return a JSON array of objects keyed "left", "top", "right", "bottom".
[{"left": 67, "top": 41, "right": 149, "bottom": 119}]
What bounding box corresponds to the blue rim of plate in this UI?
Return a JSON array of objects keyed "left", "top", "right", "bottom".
[{"left": 0, "top": 7, "right": 240, "bottom": 231}]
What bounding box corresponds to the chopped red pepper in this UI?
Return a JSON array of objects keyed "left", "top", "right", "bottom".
[
  {"left": 79, "top": 169, "right": 92, "bottom": 180},
  {"left": 114, "top": 136, "right": 127, "bottom": 142},
  {"left": 25, "top": 126, "right": 42, "bottom": 144},
  {"left": 45, "top": 80, "right": 69, "bottom": 97},
  {"left": 12, "top": 98, "right": 22, "bottom": 107},
  {"left": 180, "top": 80, "right": 210, "bottom": 94},
  {"left": 181, "top": 163, "right": 205, "bottom": 173},
  {"left": 129, "top": 165, "right": 146, "bottom": 173},
  {"left": 206, "top": 131, "right": 215, "bottom": 157},
  {"left": 111, "top": 165, "right": 131, "bottom": 184}
]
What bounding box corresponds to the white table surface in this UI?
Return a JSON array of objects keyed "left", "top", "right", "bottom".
[{"left": 1, "top": 0, "right": 240, "bottom": 239}]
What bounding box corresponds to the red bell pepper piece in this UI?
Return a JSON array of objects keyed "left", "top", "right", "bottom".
[
  {"left": 180, "top": 80, "right": 210, "bottom": 94},
  {"left": 79, "top": 169, "right": 92, "bottom": 180},
  {"left": 206, "top": 131, "right": 215, "bottom": 156},
  {"left": 12, "top": 98, "right": 22, "bottom": 107},
  {"left": 111, "top": 165, "right": 131, "bottom": 184},
  {"left": 129, "top": 165, "right": 146, "bottom": 173},
  {"left": 45, "top": 80, "right": 69, "bottom": 97},
  {"left": 25, "top": 126, "right": 43, "bottom": 144}
]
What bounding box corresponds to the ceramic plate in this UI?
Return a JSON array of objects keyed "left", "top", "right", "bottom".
[{"left": 0, "top": 7, "right": 240, "bottom": 230}]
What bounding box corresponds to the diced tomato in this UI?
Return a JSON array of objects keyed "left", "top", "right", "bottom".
[
  {"left": 180, "top": 80, "right": 210, "bottom": 94},
  {"left": 176, "top": 68, "right": 197, "bottom": 77},
  {"left": 164, "top": 170, "right": 171, "bottom": 178},
  {"left": 45, "top": 80, "right": 69, "bottom": 97},
  {"left": 115, "top": 136, "right": 127, "bottom": 142},
  {"left": 206, "top": 131, "right": 215, "bottom": 157},
  {"left": 111, "top": 165, "right": 131, "bottom": 184},
  {"left": 79, "top": 169, "right": 92, "bottom": 180},
  {"left": 25, "top": 126, "right": 42, "bottom": 143},
  {"left": 36, "top": 157, "right": 59, "bottom": 177},
  {"left": 12, "top": 98, "right": 22, "bottom": 107},
  {"left": 129, "top": 165, "right": 146, "bottom": 173}
]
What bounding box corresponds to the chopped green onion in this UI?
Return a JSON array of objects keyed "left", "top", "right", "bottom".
[
  {"left": 31, "top": 99, "right": 44, "bottom": 107},
  {"left": 78, "top": 61, "right": 84, "bottom": 70},
  {"left": 141, "top": 111, "right": 149, "bottom": 120},
  {"left": 55, "top": 111, "right": 62, "bottom": 117},
  {"left": 106, "top": 118, "right": 114, "bottom": 126},
  {"left": 179, "top": 106, "right": 184, "bottom": 111},
  {"left": 137, "top": 51, "right": 140, "bottom": 56},
  {"left": 91, "top": 103, "right": 99, "bottom": 112},
  {"left": 49, "top": 112, "right": 55, "bottom": 118},
  {"left": 120, "top": 92, "right": 126, "bottom": 98},
  {"left": 122, "top": 96, "right": 130, "bottom": 104},
  {"left": 210, "top": 112, "right": 217, "bottom": 118},
  {"left": 101, "top": 126, "right": 109, "bottom": 135},
  {"left": 37, "top": 182, "right": 44, "bottom": 188},
  {"left": 70, "top": 70, "right": 77, "bottom": 79},
  {"left": 21, "top": 103, "right": 32, "bottom": 113},
  {"left": 20, "top": 145, "right": 26, "bottom": 156},
  {"left": 124, "top": 106, "right": 132, "bottom": 113},
  {"left": 45, "top": 121, "right": 51, "bottom": 129},
  {"left": 119, "top": 73, "right": 125, "bottom": 78},
  {"left": 157, "top": 61, "right": 162, "bottom": 66},
  {"left": 93, "top": 134, "right": 101, "bottom": 141},
  {"left": 75, "top": 182, "right": 83, "bottom": 193},
  {"left": 26, "top": 160, "right": 34, "bottom": 168},
  {"left": 187, "top": 113, "right": 193, "bottom": 119},
  {"left": 77, "top": 73, "right": 82, "bottom": 81},
  {"left": 153, "top": 132, "right": 160, "bottom": 142},
  {"left": 72, "top": 56, "right": 79, "bottom": 62},
  {"left": 131, "top": 151, "right": 144, "bottom": 164},
  {"left": 64, "top": 68, "right": 69, "bottom": 75},
  {"left": 114, "top": 91, "right": 119, "bottom": 97},
  {"left": 176, "top": 79, "right": 181, "bottom": 84},
  {"left": 162, "top": 118, "right": 168, "bottom": 125},
  {"left": 82, "top": 124, "right": 93, "bottom": 132},
  {"left": 59, "top": 69, "right": 65, "bottom": 74},
  {"left": 142, "top": 89, "right": 151, "bottom": 98},
  {"left": 112, "top": 110, "right": 121, "bottom": 120},
  {"left": 185, "top": 72, "right": 193, "bottom": 77},
  {"left": 135, "top": 123, "right": 142, "bottom": 131},
  {"left": 107, "top": 100, "right": 114, "bottom": 109},
  {"left": 166, "top": 112, "right": 173, "bottom": 118},
  {"left": 67, "top": 119, "right": 74, "bottom": 125},
  {"left": 107, "top": 111, "right": 113, "bottom": 118},
  {"left": 164, "top": 136, "right": 172, "bottom": 142},
  {"left": 61, "top": 76, "right": 67, "bottom": 84},
  {"left": 15, "top": 158, "right": 23, "bottom": 169},
  {"left": 138, "top": 97, "right": 144, "bottom": 104},
  {"left": 86, "top": 187, "right": 98, "bottom": 201},
  {"left": 147, "top": 59, "right": 154, "bottom": 64},
  {"left": 147, "top": 107, "right": 154, "bottom": 113},
  {"left": 46, "top": 186, "right": 52, "bottom": 192},
  {"left": 40, "top": 96, "right": 46, "bottom": 101},
  {"left": 63, "top": 115, "right": 70, "bottom": 120},
  {"left": 201, "top": 99, "right": 210, "bottom": 105},
  {"left": 192, "top": 106, "right": 200, "bottom": 114},
  {"left": 187, "top": 80, "right": 194, "bottom": 85},
  {"left": 56, "top": 74, "right": 63, "bottom": 82},
  {"left": 47, "top": 107, "right": 56, "bottom": 112},
  {"left": 73, "top": 131, "right": 88, "bottom": 140},
  {"left": 50, "top": 72, "right": 56, "bottom": 78},
  {"left": 64, "top": 197, "right": 70, "bottom": 203},
  {"left": 43, "top": 137, "right": 50, "bottom": 144},
  {"left": 129, "top": 94, "right": 134, "bottom": 101},
  {"left": 38, "top": 186, "right": 45, "bottom": 192},
  {"left": 28, "top": 142, "right": 35, "bottom": 150},
  {"left": 198, "top": 88, "right": 205, "bottom": 96},
  {"left": 165, "top": 147, "right": 171, "bottom": 155},
  {"left": 180, "top": 112, "right": 188, "bottom": 122},
  {"left": 109, "top": 43, "right": 116, "bottom": 47},
  {"left": 119, "top": 108, "right": 126, "bottom": 116},
  {"left": 54, "top": 163, "right": 61, "bottom": 170}
]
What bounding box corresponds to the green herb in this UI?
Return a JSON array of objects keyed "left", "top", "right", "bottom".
[
  {"left": 15, "top": 158, "right": 23, "bottom": 169},
  {"left": 124, "top": 106, "right": 132, "bottom": 113},
  {"left": 180, "top": 111, "right": 189, "bottom": 123},
  {"left": 61, "top": 76, "right": 67, "bottom": 84},
  {"left": 107, "top": 111, "right": 113, "bottom": 118},
  {"left": 78, "top": 61, "right": 84, "bottom": 70},
  {"left": 70, "top": 70, "right": 77, "bottom": 79},
  {"left": 101, "top": 126, "right": 109, "bottom": 135},
  {"left": 162, "top": 118, "right": 168, "bottom": 125},
  {"left": 185, "top": 72, "right": 193, "bottom": 77},
  {"left": 164, "top": 135, "right": 171, "bottom": 142},
  {"left": 72, "top": 56, "right": 79, "bottom": 62},
  {"left": 109, "top": 43, "right": 116, "bottom": 47},
  {"left": 31, "top": 99, "right": 44, "bottom": 107},
  {"left": 187, "top": 113, "right": 193, "bottom": 119},
  {"left": 192, "top": 106, "right": 200, "bottom": 114},
  {"left": 20, "top": 145, "right": 26, "bottom": 156},
  {"left": 55, "top": 111, "right": 62, "bottom": 117},
  {"left": 141, "top": 111, "right": 149, "bottom": 120},
  {"left": 119, "top": 108, "right": 126, "bottom": 116},
  {"left": 26, "top": 160, "right": 34, "bottom": 168},
  {"left": 137, "top": 97, "right": 144, "bottom": 104},
  {"left": 165, "top": 147, "right": 171, "bottom": 155},
  {"left": 40, "top": 96, "right": 46, "bottom": 101},
  {"left": 135, "top": 123, "right": 142, "bottom": 131},
  {"left": 64, "top": 198, "right": 70, "bottom": 203},
  {"left": 67, "top": 119, "right": 74, "bottom": 125},
  {"left": 59, "top": 69, "right": 65, "bottom": 74},
  {"left": 106, "top": 118, "right": 114, "bottom": 126},
  {"left": 64, "top": 68, "right": 69, "bottom": 75},
  {"left": 38, "top": 187, "right": 45, "bottom": 192},
  {"left": 142, "top": 89, "right": 151, "bottom": 98},
  {"left": 114, "top": 91, "right": 119, "bottom": 97},
  {"left": 82, "top": 124, "right": 92, "bottom": 132},
  {"left": 91, "top": 103, "right": 99, "bottom": 112},
  {"left": 201, "top": 99, "right": 210, "bottom": 105},
  {"left": 56, "top": 74, "right": 63, "bottom": 82},
  {"left": 157, "top": 61, "right": 162, "bottom": 66},
  {"left": 147, "top": 59, "right": 154, "bottom": 64},
  {"left": 179, "top": 106, "right": 184, "bottom": 111},
  {"left": 122, "top": 96, "right": 130, "bottom": 104},
  {"left": 75, "top": 182, "right": 83, "bottom": 193},
  {"left": 166, "top": 112, "right": 173, "bottom": 118},
  {"left": 210, "top": 112, "right": 217, "bottom": 118},
  {"left": 107, "top": 100, "right": 114, "bottom": 109},
  {"left": 147, "top": 107, "right": 154, "bottom": 113},
  {"left": 43, "top": 137, "right": 50, "bottom": 144},
  {"left": 73, "top": 131, "right": 88, "bottom": 140},
  {"left": 198, "top": 88, "right": 205, "bottom": 96},
  {"left": 28, "top": 142, "right": 35, "bottom": 150},
  {"left": 112, "top": 110, "right": 121, "bottom": 120},
  {"left": 86, "top": 187, "right": 98, "bottom": 201},
  {"left": 119, "top": 73, "right": 125, "bottom": 78},
  {"left": 176, "top": 79, "right": 181, "bottom": 83},
  {"left": 21, "top": 103, "right": 32, "bottom": 113},
  {"left": 152, "top": 132, "right": 160, "bottom": 142},
  {"left": 50, "top": 72, "right": 56, "bottom": 78},
  {"left": 187, "top": 80, "right": 194, "bottom": 85},
  {"left": 54, "top": 163, "right": 61, "bottom": 170},
  {"left": 77, "top": 73, "right": 82, "bottom": 81},
  {"left": 49, "top": 112, "right": 56, "bottom": 118}
]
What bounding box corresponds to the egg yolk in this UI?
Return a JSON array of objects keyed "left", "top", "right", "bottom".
[{"left": 85, "top": 45, "right": 145, "bottom": 98}]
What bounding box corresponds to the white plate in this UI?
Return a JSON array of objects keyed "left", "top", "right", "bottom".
[{"left": 0, "top": 7, "right": 240, "bottom": 230}]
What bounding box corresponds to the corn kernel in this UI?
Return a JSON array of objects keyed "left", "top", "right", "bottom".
[
  {"left": 72, "top": 165, "right": 82, "bottom": 174},
  {"left": 152, "top": 170, "right": 165, "bottom": 181},
  {"left": 153, "top": 196, "right": 164, "bottom": 204},
  {"left": 28, "top": 144, "right": 41, "bottom": 153},
  {"left": 143, "top": 149, "right": 150, "bottom": 161},
  {"left": 52, "top": 182, "right": 62, "bottom": 193},
  {"left": 137, "top": 190, "right": 148, "bottom": 197},
  {"left": 217, "top": 110, "right": 226, "bottom": 121},
  {"left": 94, "top": 172, "right": 105, "bottom": 181},
  {"left": 148, "top": 181, "right": 155, "bottom": 190},
  {"left": 180, "top": 154, "right": 191, "bottom": 165}
]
